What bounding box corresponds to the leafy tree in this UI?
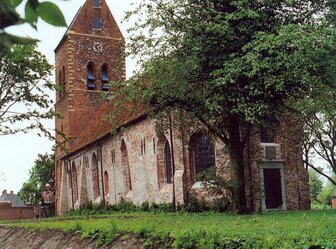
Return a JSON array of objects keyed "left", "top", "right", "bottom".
[
  {"left": 0, "top": 0, "right": 66, "bottom": 48},
  {"left": 309, "top": 169, "right": 324, "bottom": 202},
  {"left": 113, "top": 0, "right": 336, "bottom": 212},
  {"left": 0, "top": 44, "right": 54, "bottom": 136},
  {"left": 18, "top": 153, "right": 55, "bottom": 205}
]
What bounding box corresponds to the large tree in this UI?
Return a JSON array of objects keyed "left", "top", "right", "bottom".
[
  {"left": 301, "top": 78, "right": 336, "bottom": 184},
  {"left": 18, "top": 153, "right": 55, "bottom": 205},
  {"left": 0, "top": 44, "right": 54, "bottom": 136},
  {"left": 114, "top": 0, "right": 336, "bottom": 212}
]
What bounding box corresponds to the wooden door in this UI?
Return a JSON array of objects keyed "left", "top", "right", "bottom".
[{"left": 263, "top": 168, "right": 283, "bottom": 209}]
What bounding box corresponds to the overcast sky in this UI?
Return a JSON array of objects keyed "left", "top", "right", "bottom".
[{"left": 0, "top": 0, "right": 140, "bottom": 193}]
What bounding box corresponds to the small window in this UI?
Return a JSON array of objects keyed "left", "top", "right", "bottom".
[
  {"left": 93, "top": 0, "right": 100, "bottom": 7},
  {"left": 87, "top": 63, "right": 95, "bottom": 90},
  {"left": 101, "top": 64, "right": 109, "bottom": 91},
  {"left": 94, "top": 17, "right": 101, "bottom": 29}
]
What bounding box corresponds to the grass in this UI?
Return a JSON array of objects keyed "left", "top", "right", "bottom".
[{"left": 2, "top": 210, "right": 336, "bottom": 248}]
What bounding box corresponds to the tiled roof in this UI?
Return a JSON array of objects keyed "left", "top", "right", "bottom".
[
  {"left": 0, "top": 194, "right": 26, "bottom": 207},
  {"left": 69, "top": 100, "right": 147, "bottom": 155}
]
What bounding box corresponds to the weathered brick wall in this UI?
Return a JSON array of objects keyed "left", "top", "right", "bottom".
[{"left": 57, "top": 115, "right": 310, "bottom": 214}]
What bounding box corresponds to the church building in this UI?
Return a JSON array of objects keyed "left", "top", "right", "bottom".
[{"left": 54, "top": 0, "right": 310, "bottom": 214}]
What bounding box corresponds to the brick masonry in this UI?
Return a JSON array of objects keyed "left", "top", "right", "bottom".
[{"left": 55, "top": 0, "right": 310, "bottom": 214}]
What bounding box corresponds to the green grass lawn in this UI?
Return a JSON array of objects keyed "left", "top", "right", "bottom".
[{"left": 2, "top": 210, "right": 336, "bottom": 248}]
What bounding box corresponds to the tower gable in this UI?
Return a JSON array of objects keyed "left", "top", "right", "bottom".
[{"left": 68, "top": 0, "right": 123, "bottom": 38}]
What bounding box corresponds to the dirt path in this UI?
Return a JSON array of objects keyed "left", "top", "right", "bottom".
[{"left": 0, "top": 226, "right": 145, "bottom": 249}]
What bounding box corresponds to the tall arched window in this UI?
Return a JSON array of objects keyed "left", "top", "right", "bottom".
[
  {"left": 71, "top": 162, "right": 78, "bottom": 202},
  {"left": 80, "top": 157, "right": 88, "bottom": 204},
  {"left": 101, "top": 64, "right": 109, "bottom": 91},
  {"left": 164, "top": 140, "right": 173, "bottom": 183},
  {"left": 87, "top": 62, "right": 95, "bottom": 90},
  {"left": 121, "top": 139, "right": 132, "bottom": 191},
  {"left": 191, "top": 134, "right": 215, "bottom": 175},
  {"left": 104, "top": 171, "right": 109, "bottom": 195},
  {"left": 92, "top": 153, "right": 100, "bottom": 199}
]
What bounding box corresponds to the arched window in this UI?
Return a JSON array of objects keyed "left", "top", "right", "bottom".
[
  {"left": 121, "top": 139, "right": 132, "bottom": 191},
  {"left": 92, "top": 153, "right": 100, "bottom": 199},
  {"left": 71, "top": 162, "right": 78, "bottom": 202},
  {"left": 94, "top": 17, "right": 102, "bottom": 29},
  {"left": 192, "top": 134, "right": 215, "bottom": 175},
  {"left": 104, "top": 171, "right": 109, "bottom": 195},
  {"left": 87, "top": 62, "right": 95, "bottom": 90},
  {"left": 101, "top": 64, "right": 109, "bottom": 91},
  {"left": 164, "top": 140, "right": 173, "bottom": 183}
]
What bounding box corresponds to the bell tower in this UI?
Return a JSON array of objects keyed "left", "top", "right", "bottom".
[{"left": 54, "top": 0, "right": 125, "bottom": 157}]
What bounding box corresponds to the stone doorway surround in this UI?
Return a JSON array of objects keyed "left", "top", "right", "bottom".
[{"left": 259, "top": 161, "right": 287, "bottom": 211}]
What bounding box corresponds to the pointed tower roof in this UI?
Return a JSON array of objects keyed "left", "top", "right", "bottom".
[{"left": 55, "top": 0, "right": 123, "bottom": 52}]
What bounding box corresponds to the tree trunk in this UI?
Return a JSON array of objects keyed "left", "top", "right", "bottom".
[{"left": 228, "top": 115, "right": 247, "bottom": 213}]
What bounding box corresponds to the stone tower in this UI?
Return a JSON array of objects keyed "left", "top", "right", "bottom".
[
  {"left": 54, "top": 0, "right": 125, "bottom": 213},
  {"left": 55, "top": 0, "right": 125, "bottom": 154}
]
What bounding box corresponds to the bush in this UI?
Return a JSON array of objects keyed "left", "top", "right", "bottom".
[{"left": 183, "top": 195, "right": 209, "bottom": 212}]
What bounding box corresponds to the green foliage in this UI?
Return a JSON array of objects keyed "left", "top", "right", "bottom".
[
  {"left": 65, "top": 200, "right": 175, "bottom": 216},
  {"left": 0, "top": 44, "right": 54, "bottom": 136},
  {"left": 318, "top": 183, "right": 335, "bottom": 205},
  {"left": 96, "top": 223, "right": 119, "bottom": 247},
  {"left": 14, "top": 210, "right": 336, "bottom": 248},
  {"left": 309, "top": 170, "right": 324, "bottom": 202},
  {"left": 18, "top": 153, "right": 55, "bottom": 205},
  {"left": 0, "top": 0, "right": 66, "bottom": 48},
  {"left": 183, "top": 195, "right": 209, "bottom": 213}
]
